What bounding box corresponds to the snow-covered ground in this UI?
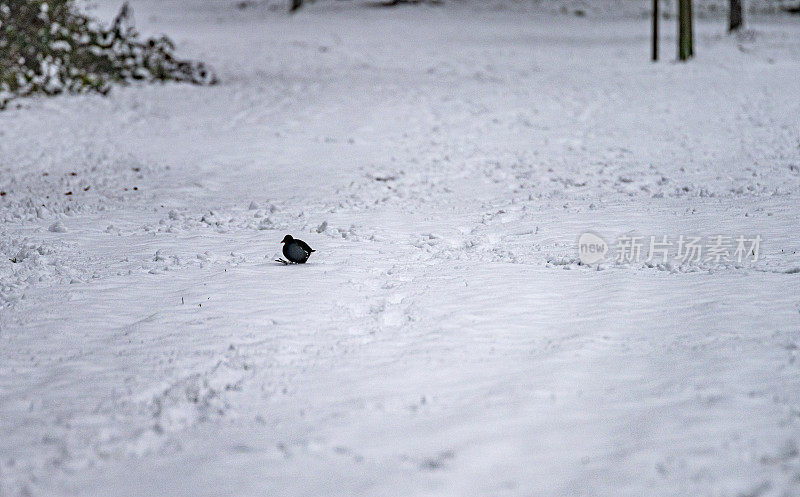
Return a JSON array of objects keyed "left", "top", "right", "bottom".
[{"left": 2, "top": 1, "right": 800, "bottom": 495}]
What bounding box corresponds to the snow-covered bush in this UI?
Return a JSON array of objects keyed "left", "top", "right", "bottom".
[{"left": 0, "top": 0, "right": 216, "bottom": 109}]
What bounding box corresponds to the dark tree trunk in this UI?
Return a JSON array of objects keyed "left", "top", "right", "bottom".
[
  {"left": 678, "top": 0, "right": 694, "bottom": 61},
  {"left": 652, "top": 0, "right": 659, "bottom": 61},
  {"left": 729, "top": 0, "right": 744, "bottom": 31},
  {"left": 689, "top": 0, "right": 694, "bottom": 56}
]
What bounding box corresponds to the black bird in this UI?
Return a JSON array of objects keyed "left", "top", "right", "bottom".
[{"left": 278, "top": 234, "right": 315, "bottom": 264}]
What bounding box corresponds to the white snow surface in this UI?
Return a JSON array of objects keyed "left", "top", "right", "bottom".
[{"left": 2, "top": 2, "right": 800, "bottom": 496}]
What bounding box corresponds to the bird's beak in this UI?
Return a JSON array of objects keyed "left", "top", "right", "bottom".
[{"left": 280, "top": 241, "right": 285, "bottom": 243}]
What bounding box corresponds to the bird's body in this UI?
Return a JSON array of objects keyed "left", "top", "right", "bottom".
[
  {"left": 279, "top": 235, "right": 315, "bottom": 264},
  {"left": 283, "top": 241, "right": 310, "bottom": 263}
]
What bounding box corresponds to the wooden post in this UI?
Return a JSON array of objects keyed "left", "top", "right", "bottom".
[
  {"left": 729, "top": 0, "right": 743, "bottom": 31},
  {"left": 652, "top": 0, "right": 659, "bottom": 61},
  {"left": 688, "top": 0, "right": 694, "bottom": 57},
  {"left": 678, "top": 0, "right": 693, "bottom": 61}
]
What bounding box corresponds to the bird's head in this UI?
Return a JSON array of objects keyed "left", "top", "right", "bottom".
[{"left": 281, "top": 234, "right": 293, "bottom": 244}]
